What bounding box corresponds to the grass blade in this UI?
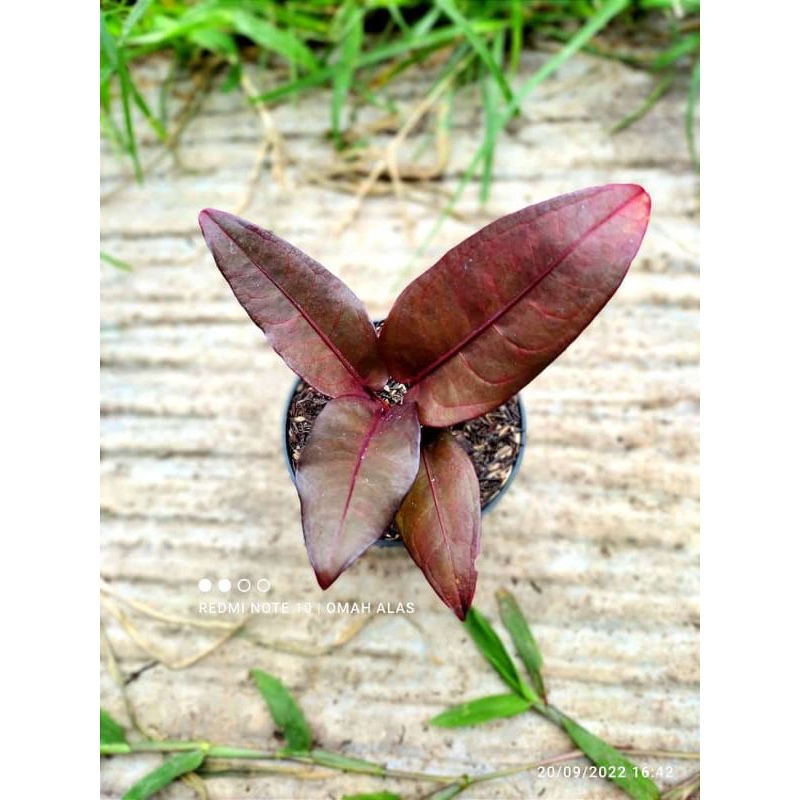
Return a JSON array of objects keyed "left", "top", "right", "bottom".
[
  {"left": 610, "top": 71, "right": 674, "bottom": 134},
  {"left": 639, "top": 0, "right": 699, "bottom": 9},
  {"left": 122, "top": 750, "right": 205, "bottom": 800},
  {"left": 479, "top": 32, "right": 505, "bottom": 203},
  {"left": 500, "top": 0, "right": 632, "bottom": 126},
  {"left": 100, "top": 13, "right": 143, "bottom": 180},
  {"left": 411, "top": 6, "right": 441, "bottom": 37},
  {"left": 126, "top": 6, "right": 228, "bottom": 48},
  {"left": 100, "top": 104, "right": 125, "bottom": 151},
  {"left": 271, "top": 5, "right": 330, "bottom": 36},
  {"left": 509, "top": 0, "right": 524, "bottom": 74},
  {"left": 434, "top": 0, "right": 513, "bottom": 102},
  {"left": 464, "top": 608, "right": 532, "bottom": 699},
  {"left": 686, "top": 58, "right": 700, "bottom": 171},
  {"left": 385, "top": 1, "right": 410, "bottom": 35},
  {"left": 331, "top": 2, "right": 363, "bottom": 146},
  {"left": 115, "top": 73, "right": 140, "bottom": 178},
  {"left": 431, "top": 693, "right": 533, "bottom": 727},
  {"left": 307, "top": 750, "right": 384, "bottom": 774},
  {"left": 189, "top": 28, "right": 238, "bottom": 57},
  {"left": 250, "top": 669, "right": 312, "bottom": 752},
  {"left": 254, "top": 21, "right": 505, "bottom": 104},
  {"left": 369, "top": 43, "right": 441, "bottom": 89},
  {"left": 120, "top": 0, "right": 154, "bottom": 42},
  {"left": 128, "top": 75, "right": 167, "bottom": 142},
  {"left": 495, "top": 589, "right": 546, "bottom": 701},
  {"left": 652, "top": 31, "right": 700, "bottom": 71},
  {"left": 100, "top": 250, "right": 134, "bottom": 272},
  {"left": 219, "top": 61, "right": 242, "bottom": 93},
  {"left": 230, "top": 10, "right": 319, "bottom": 72},
  {"left": 558, "top": 714, "right": 660, "bottom": 800},
  {"left": 100, "top": 709, "right": 128, "bottom": 745}
]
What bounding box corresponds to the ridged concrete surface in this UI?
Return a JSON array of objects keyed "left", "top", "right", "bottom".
[{"left": 101, "top": 50, "right": 699, "bottom": 799}]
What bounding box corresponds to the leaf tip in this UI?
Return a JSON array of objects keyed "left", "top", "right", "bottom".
[
  {"left": 198, "top": 209, "right": 221, "bottom": 242},
  {"left": 313, "top": 565, "right": 339, "bottom": 591},
  {"left": 634, "top": 183, "right": 651, "bottom": 207},
  {"left": 602, "top": 183, "right": 652, "bottom": 260},
  {"left": 618, "top": 183, "right": 651, "bottom": 222},
  {"left": 197, "top": 207, "right": 214, "bottom": 227},
  {"left": 453, "top": 600, "right": 470, "bottom": 621},
  {"left": 198, "top": 207, "right": 234, "bottom": 235},
  {"left": 305, "top": 536, "right": 347, "bottom": 591},
  {"left": 452, "top": 582, "right": 476, "bottom": 621}
]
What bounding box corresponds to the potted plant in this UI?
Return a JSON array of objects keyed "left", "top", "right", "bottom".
[
  {"left": 282, "top": 365, "right": 527, "bottom": 539},
  {"left": 199, "top": 184, "right": 650, "bottom": 619}
]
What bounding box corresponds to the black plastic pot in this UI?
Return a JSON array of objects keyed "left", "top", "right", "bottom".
[{"left": 282, "top": 377, "right": 527, "bottom": 548}]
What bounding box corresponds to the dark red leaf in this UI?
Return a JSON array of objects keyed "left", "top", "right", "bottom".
[
  {"left": 199, "top": 209, "right": 388, "bottom": 398},
  {"left": 379, "top": 185, "right": 651, "bottom": 426},
  {"left": 395, "top": 431, "right": 480, "bottom": 620},
  {"left": 296, "top": 396, "right": 421, "bottom": 588}
]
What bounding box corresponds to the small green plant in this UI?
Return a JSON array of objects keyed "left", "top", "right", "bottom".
[
  {"left": 100, "top": 588, "right": 698, "bottom": 799},
  {"left": 432, "top": 590, "right": 663, "bottom": 799}
]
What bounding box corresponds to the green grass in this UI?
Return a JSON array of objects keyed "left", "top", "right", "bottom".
[
  {"left": 101, "top": 588, "right": 698, "bottom": 799},
  {"left": 100, "top": 0, "right": 700, "bottom": 198}
]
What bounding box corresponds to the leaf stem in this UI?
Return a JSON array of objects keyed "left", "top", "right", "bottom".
[
  {"left": 102, "top": 739, "right": 698, "bottom": 787},
  {"left": 102, "top": 741, "right": 454, "bottom": 783},
  {"left": 101, "top": 741, "right": 273, "bottom": 758}
]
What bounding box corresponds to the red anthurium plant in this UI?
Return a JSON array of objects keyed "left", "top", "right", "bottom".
[{"left": 199, "top": 184, "right": 650, "bottom": 619}]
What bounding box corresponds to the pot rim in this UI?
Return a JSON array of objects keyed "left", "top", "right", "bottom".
[{"left": 281, "top": 377, "right": 527, "bottom": 546}]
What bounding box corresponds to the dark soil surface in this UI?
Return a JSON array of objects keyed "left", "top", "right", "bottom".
[{"left": 285, "top": 380, "right": 524, "bottom": 542}]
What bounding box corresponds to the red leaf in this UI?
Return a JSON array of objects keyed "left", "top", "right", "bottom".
[
  {"left": 395, "top": 431, "right": 480, "bottom": 620},
  {"left": 199, "top": 209, "right": 388, "bottom": 398},
  {"left": 296, "top": 396, "right": 421, "bottom": 588},
  {"left": 379, "top": 185, "right": 651, "bottom": 426}
]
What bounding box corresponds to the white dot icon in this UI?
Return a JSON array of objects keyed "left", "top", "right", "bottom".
[
  {"left": 237, "top": 578, "right": 251, "bottom": 592},
  {"left": 218, "top": 578, "right": 232, "bottom": 592},
  {"left": 198, "top": 578, "right": 212, "bottom": 593}
]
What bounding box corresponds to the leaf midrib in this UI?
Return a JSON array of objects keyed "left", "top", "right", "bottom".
[
  {"left": 207, "top": 213, "right": 369, "bottom": 391},
  {"left": 405, "top": 187, "right": 644, "bottom": 386},
  {"left": 333, "top": 403, "right": 384, "bottom": 555},
  {"left": 419, "top": 443, "right": 459, "bottom": 602}
]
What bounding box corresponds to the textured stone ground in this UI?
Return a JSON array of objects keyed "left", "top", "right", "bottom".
[{"left": 100, "top": 49, "right": 699, "bottom": 800}]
